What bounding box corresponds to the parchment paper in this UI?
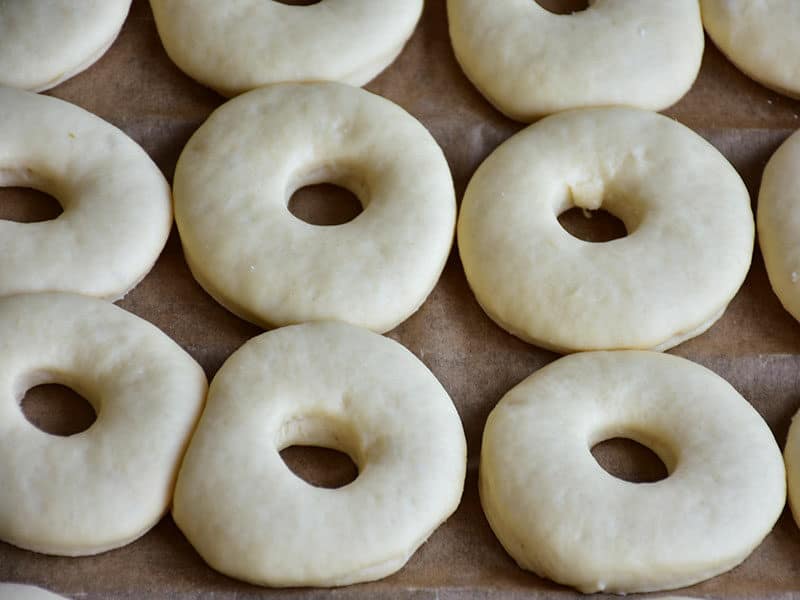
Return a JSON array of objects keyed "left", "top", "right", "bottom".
[{"left": 3, "top": 1, "right": 800, "bottom": 598}]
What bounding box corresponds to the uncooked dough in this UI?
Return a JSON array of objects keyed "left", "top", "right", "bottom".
[
  {"left": 480, "top": 351, "right": 785, "bottom": 593},
  {"left": 0, "top": 584, "right": 66, "bottom": 600},
  {"left": 458, "top": 107, "right": 753, "bottom": 352},
  {"left": 0, "top": 87, "right": 172, "bottom": 300},
  {"left": 173, "top": 321, "right": 466, "bottom": 587},
  {"left": 0, "top": 293, "right": 207, "bottom": 556},
  {"left": 150, "top": 0, "right": 423, "bottom": 97},
  {"left": 0, "top": 1, "right": 131, "bottom": 92},
  {"left": 784, "top": 404, "right": 800, "bottom": 534},
  {"left": 702, "top": 0, "right": 800, "bottom": 98},
  {"left": 447, "top": 0, "right": 704, "bottom": 121},
  {"left": 174, "top": 82, "right": 455, "bottom": 332},
  {"left": 758, "top": 130, "right": 800, "bottom": 322}
]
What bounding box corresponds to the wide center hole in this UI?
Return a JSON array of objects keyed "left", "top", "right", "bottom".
[
  {"left": 280, "top": 446, "right": 358, "bottom": 489},
  {"left": 535, "top": 0, "right": 591, "bottom": 14},
  {"left": 0, "top": 187, "right": 63, "bottom": 223},
  {"left": 591, "top": 438, "right": 668, "bottom": 483},
  {"left": 288, "top": 183, "right": 363, "bottom": 226},
  {"left": 21, "top": 384, "right": 97, "bottom": 436},
  {"left": 558, "top": 207, "right": 627, "bottom": 243},
  {"left": 273, "top": 0, "right": 323, "bottom": 6}
]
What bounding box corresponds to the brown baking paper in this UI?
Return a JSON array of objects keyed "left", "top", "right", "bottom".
[{"left": 3, "top": 1, "right": 800, "bottom": 598}]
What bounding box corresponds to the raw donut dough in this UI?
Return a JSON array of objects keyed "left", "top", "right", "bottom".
[
  {"left": 0, "top": 87, "right": 172, "bottom": 300},
  {"left": 173, "top": 321, "right": 466, "bottom": 587},
  {"left": 0, "top": 1, "right": 131, "bottom": 92},
  {"left": 758, "top": 129, "right": 800, "bottom": 322},
  {"left": 702, "top": 0, "right": 800, "bottom": 98},
  {"left": 458, "top": 107, "right": 753, "bottom": 352},
  {"left": 150, "top": 0, "right": 423, "bottom": 97},
  {"left": 784, "top": 406, "right": 800, "bottom": 534},
  {"left": 480, "top": 351, "right": 785, "bottom": 594},
  {"left": 174, "top": 82, "right": 455, "bottom": 332},
  {"left": 0, "top": 293, "right": 207, "bottom": 556},
  {"left": 447, "top": 0, "right": 704, "bottom": 121},
  {"left": 0, "top": 585, "right": 66, "bottom": 600}
]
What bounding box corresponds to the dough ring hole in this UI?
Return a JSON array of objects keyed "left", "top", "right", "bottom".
[
  {"left": 289, "top": 183, "right": 363, "bottom": 227},
  {"left": 273, "top": 0, "right": 324, "bottom": 6},
  {"left": 558, "top": 207, "right": 628, "bottom": 243},
  {"left": 591, "top": 437, "right": 669, "bottom": 484},
  {"left": 21, "top": 383, "right": 97, "bottom": 437},
  {"left": 0, "top": 186, "right": 63, "bottom": 223},
  {"left": 534, "top": 0, "right": 592, "bottom": 15},
  {"left": 278, "top": 415, "right": 361, "bottom": 489}
]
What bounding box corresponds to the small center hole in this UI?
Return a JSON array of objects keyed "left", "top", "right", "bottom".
[
  {"left": 558, "top": 207, "right": 627, "bottom": 243},
  {"left": 280, "top": 445, "right": 358, "bottom": 489},
  {"left": 288, "top": 183, "right": 363, "bottom": 226},
  {"left": 535, "top": 0, "right": 591, "bottom": 14},
  {"left": 591, "top": 438, "right": 668, "bottom": 483},
  {"left": 273, "top": 0, "right": 323, "bottom": 5},
  {"left": 0, "top": 187, "right": 63, "bottom": 223},
  {"left": 21, "top": 384, "right": 97, "bottom": 436}
]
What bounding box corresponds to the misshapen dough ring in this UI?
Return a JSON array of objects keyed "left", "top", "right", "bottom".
[
  {"left": 0, "top": 293, "right": 207, "bottom": 556},
  {"left": 447, "top": 0, "right": 704, "bottom": 121},
  {"left": 150, "top": 0, "right": 423, "bottom": 97},
  {"left": 458, "top": 107, "right": 753, "bottom": 352},
  {"left": 481, "top": 351, "right": 785, "bottom": 594},
  {"left": 174, "top": 82, "right": 455, "bottom": 332},
  {"left": 0, "top": 1, "right": 131, "bottom": 92},
  {"left": 173, "top": 321, "right": 466, "bottom": 587},
  {"left": 0, "top": 585, "right": 66, "bottom": 600},
  {"left": 702, "top": 1, "right": 800, "bottom": 98},
  {"left": 0, "top": 87, "right": 171, "bottom": 300},
  {"left": 758, "top": 129, "right": 800, "bottom": 322}
]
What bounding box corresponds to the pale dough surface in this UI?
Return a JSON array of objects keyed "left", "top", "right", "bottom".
[
  {"left": 173, "top": 321, "right": 466, "bottom": 587},
  {"left": 458, "top": 107, "right": 753, "bottom": 352},
  {"left": 480, "top": 351, "right": 785, "bottom": 594},
  {"left": 174, "top": 82, "right": 455, "bottom": 332},
  {"left": 0, "top": 293, "right": 207, "bottom": 556},
  {"left": 447, "top": 0, "right": 704, "bottom": 121},
  {"left": 0, "top": 584, "right": 65, "bottom": 600},
  {"left": 702, "top": 0, "right": 800, "bottom": 98},
  {"left": 758, "top": 129, "right": 800, "bottom": 322},
  {"left": 0, "top": 87, "right": 172, "bottom": 300},
  {"left": 0, "top": 1, "right": 131, "bottom": 92},
  {"left": 784, "top": 406, "right": 800, "bottom": 534},
  {"left": 150, "top": 0, "right": 423, "bottom": 97}
]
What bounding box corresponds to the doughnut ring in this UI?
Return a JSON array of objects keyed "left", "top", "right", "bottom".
[
  {"left": 480, "top": 351, "right": 785, "bottom": 593},
  {"left": 0, "top": 1, "right": 131, "bottom": 92},
  {"left": 0, "top": 87, "right": 172, "bottom": 300},
  {"left": 783, "top": 401, "right": 800, "bottom": 534},
  {"left": 150, "top": 0, "right": 423, "bottom": 97},
  {"left": 174, "top": 82, "right": 455, "bottom": 332},
  {"left": 0, "top": 585, "right": 65, "bottom": 600},
  {"left": 457, "top": 107, "right": 753, "bottom": 352},
  {"left": 702, "top": 0, "right": 800, "bottom": 99},
  {"left": 173, "top": 321, "right": 466, "bottom": 587},
  {"left": 758, "top": 129, "right": 800, "bottom": 322},
  {"left": 447, "top": 0, "right": 704, "bottom": 121},
  {"left": 0, "top": 293, "right": 207, "bottom": 556}
]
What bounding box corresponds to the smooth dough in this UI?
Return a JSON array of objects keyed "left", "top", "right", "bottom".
[
  {"left": 173, "top": 321, "right": 466, "bottom": 587},
  {"left": 0, "top": 1, "right": 131, "bottom": 92},
  {"left": 758, "top": 129, "right": 800, "bottom": 322},
  {"left": 0, "top": 585, "right": 66, "bottom": 600},
  {"left": 784, "top": 405, "right": 800, "bottom": 534},
  {"left": 702, "top": 0, "right": 800, "bottom": 98},
  {"left": 480, "top": 351, "right": 785, "bottom": 594},
  {"left": 149, "top": 0, "right": 423, "bottom": 97},
  {"left": 458, "top": 107, "right": 753, "bottom": 352},
  {"left": 0, "top": 293, "right": 207, "bottom": 556},
  {"left": 0, "top": 87, "right": 172, "bottom": 300},
  {"left": 447, "top": 0, "right": 704, "bottom": 121},
  {"left": 174, "top": 82, "right": 455, "bottom": 332}
]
